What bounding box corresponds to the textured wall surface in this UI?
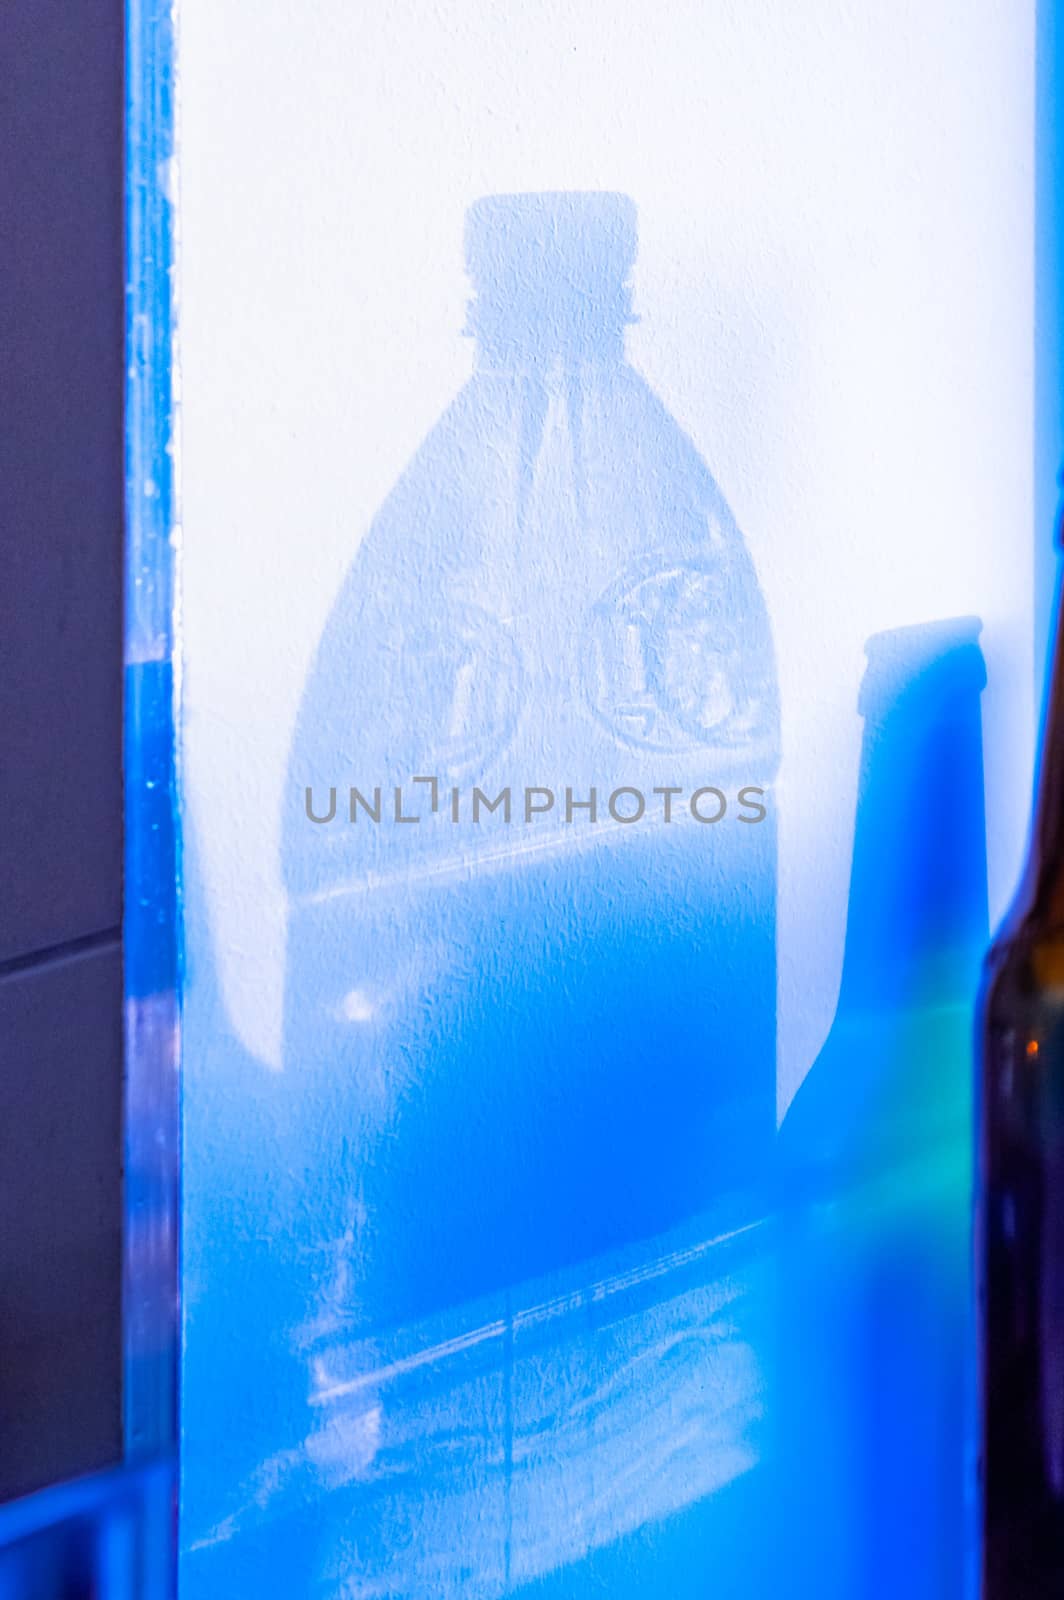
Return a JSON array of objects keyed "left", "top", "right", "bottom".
[
  {"left": 180, "top": 0, "right": 1036, "bottom": 1097},
  {"left": 177, "top": 4, "right": 1040, "bottom": 1595}
]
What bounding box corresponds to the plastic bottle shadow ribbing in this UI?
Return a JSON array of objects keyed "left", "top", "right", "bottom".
[{"left": 779, "top": 618, "right": 989, "bottom": 1600}]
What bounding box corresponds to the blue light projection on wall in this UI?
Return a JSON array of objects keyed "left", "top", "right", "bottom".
[{"left": 180, "top": 196, "right": 986, "bottom": 1599}]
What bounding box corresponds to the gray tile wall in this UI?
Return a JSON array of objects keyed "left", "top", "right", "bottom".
[{"left": 0, "top": 0, "right": 125, "bottom": 1499}]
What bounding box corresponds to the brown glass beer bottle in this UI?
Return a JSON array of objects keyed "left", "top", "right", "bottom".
[{"left": 979, "top": 525, "right": 1064, "bottom": 1597}]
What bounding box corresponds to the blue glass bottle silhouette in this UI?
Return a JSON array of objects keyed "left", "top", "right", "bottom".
[
  {"left": 778, "top": 618, "right": 989, "bottom": 1600},
  {"left": 282, "top": 191, "right": 780, "bottom": 1338},
  {"left": 781, "top": 618, "right": 988, "bottom": 1182}
]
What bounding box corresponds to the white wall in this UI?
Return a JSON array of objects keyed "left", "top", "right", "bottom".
[{"left": 179, "top": 0, "right": 1036, "bottom": 1112}]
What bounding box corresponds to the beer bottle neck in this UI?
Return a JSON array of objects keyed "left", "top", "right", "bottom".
[{"left": 1025, "top": 570, "right": 1064, "bottom": 924}]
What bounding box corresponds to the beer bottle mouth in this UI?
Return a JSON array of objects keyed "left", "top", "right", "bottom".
[
  {"left": 463, "top": 191, "right": 638, "bottom": 365},
  {"left": 858, "top": 616, "right": 986, "bottom": 720}
]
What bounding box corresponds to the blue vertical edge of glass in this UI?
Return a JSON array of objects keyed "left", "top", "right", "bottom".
[
  {"left": 124, "top": 0, "right": 180, "bottom": 1561},
  {"left": 0, "top": 1, "right": 179, "bottom": 1591}
]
